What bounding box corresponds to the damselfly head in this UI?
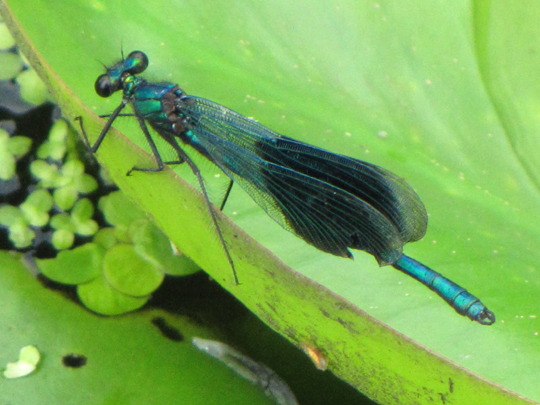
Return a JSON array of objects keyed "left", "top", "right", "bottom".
[{"left": 94, "top": 51, "right": 149, "bottom": 98}]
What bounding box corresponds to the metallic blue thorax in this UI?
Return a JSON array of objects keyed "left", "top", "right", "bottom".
[{"left": 129, "top": 79, "right": 182, "bottom": 134}]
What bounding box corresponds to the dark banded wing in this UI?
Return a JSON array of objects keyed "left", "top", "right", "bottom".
[{"left": 178, "top": 95, "right": 428, "bottom": 266}]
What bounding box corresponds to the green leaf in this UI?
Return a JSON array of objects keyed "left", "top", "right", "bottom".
[
  {"left": 37, "top": 243, "right": 104, "bottom": 284},
  {"left": 1, "top": 1, "right": 537, "bottom": 403},
  {"left": 0, "top": 129, "right": 16, "bottom": 179},
  {"left": 100, "top": 190, "right": 145, "bottom": 228},
  {"left": 0, "top": 19, "right": 15, "bottom": 48},
  {"left": 24, "top": 188, "right": 52, "bottom": 210},
  {"left": 18, "top": 345, "right": 40, "bottom": 365},
  {"left": 37, "top": 120, "right": 68, "bottom": 160},
  {"left": 20, "top": 190, "right": 52, "bottom": 227},
  {"left": 49, "top": 213, "right": 72, "bottom": 230},
  {"left": 15, "top": 67, "right": 49, "bottom": 105},
  {"left": 75, "top": 172, "right": 98, "bottom": 194},
  {"left": 77, "top": 272, "right": 150, "bottom": 315},
  {"left": 93, "top": 227, "right": 117, "bottom": 249},
  {"left": 0, "top": 251, "right": 276, "bottom": 404},
  {"left": 51, "top": 228, "right": 74, "bottom": 250},
  {"left": 0, "top": 51, "right": 22, "bottom": 79},
  {"left": 3, "top": 345, "right": 41, "bottom": 379},
  {"left": 71, "top": 198, "right": 98, "bottom": 235},
  {"left": 0, "top": 153, "right": 15, "bottom": 180},
  {"left": 3, "top": 350, "right": 38, "bottom": 379},
  {"left": 9, "top": 223, "right": 34, "bottom": 249},
  {"left": 130, "top": 218, "right": 200, "bottom": 276},
  {"left": 30, "top": 160, "right": 61, "bottom": 187},
  {"left": 7, "top": 135, "right": 32, "bottom": 157},
  {"left": 71, "top": 198, "right": 92, "bottom": 220},
  {"left": 0, "top": 205, "right": 24, "bottom": 226},
  {"left": 103, "top": 244, "right": 165, "bottom": 297},
  {"left": 52, "top": 186, "right": 78, "bottom": 211}
]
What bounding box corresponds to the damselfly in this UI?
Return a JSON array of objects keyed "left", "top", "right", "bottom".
[{"left": 81, "top": 51, "right": 495, "bottom": 325}]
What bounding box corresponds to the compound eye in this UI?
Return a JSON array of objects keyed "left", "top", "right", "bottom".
[
  {"left": 125, "top": 51, "right": 149, "bottom": 74},
  {"left": 95, "top": 74, "right": 116, "bottom": 98}
]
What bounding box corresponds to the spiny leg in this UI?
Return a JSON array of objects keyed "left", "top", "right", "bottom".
[
  {"left": 92, "top": 112, "right": 184, "bottom": 167},
  {"left": 79, "top": 107, "right": 235, "bottom": 283},
  {"left": 219, "top": 180, "right": 234, "bottom": 211},
  {"left": 126, "top": 116, "right": 185, "bottom": 175},
  {"left": 167, "top": 143, "right": 238, "bottom": 284},
  {"left": 126, "top": 118, "right": 236, "bottom": 282}
]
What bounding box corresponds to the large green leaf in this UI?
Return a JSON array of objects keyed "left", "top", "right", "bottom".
[
  {"left": 0, "top": 252, "right": 276, "bottom": 404},
  {"left": 2, "top": 0, "right": 538, "bottom": 403}
]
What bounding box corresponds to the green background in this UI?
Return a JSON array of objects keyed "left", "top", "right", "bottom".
[{"left": 1, "top": 0, "right": 539, "bottom": 404}]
